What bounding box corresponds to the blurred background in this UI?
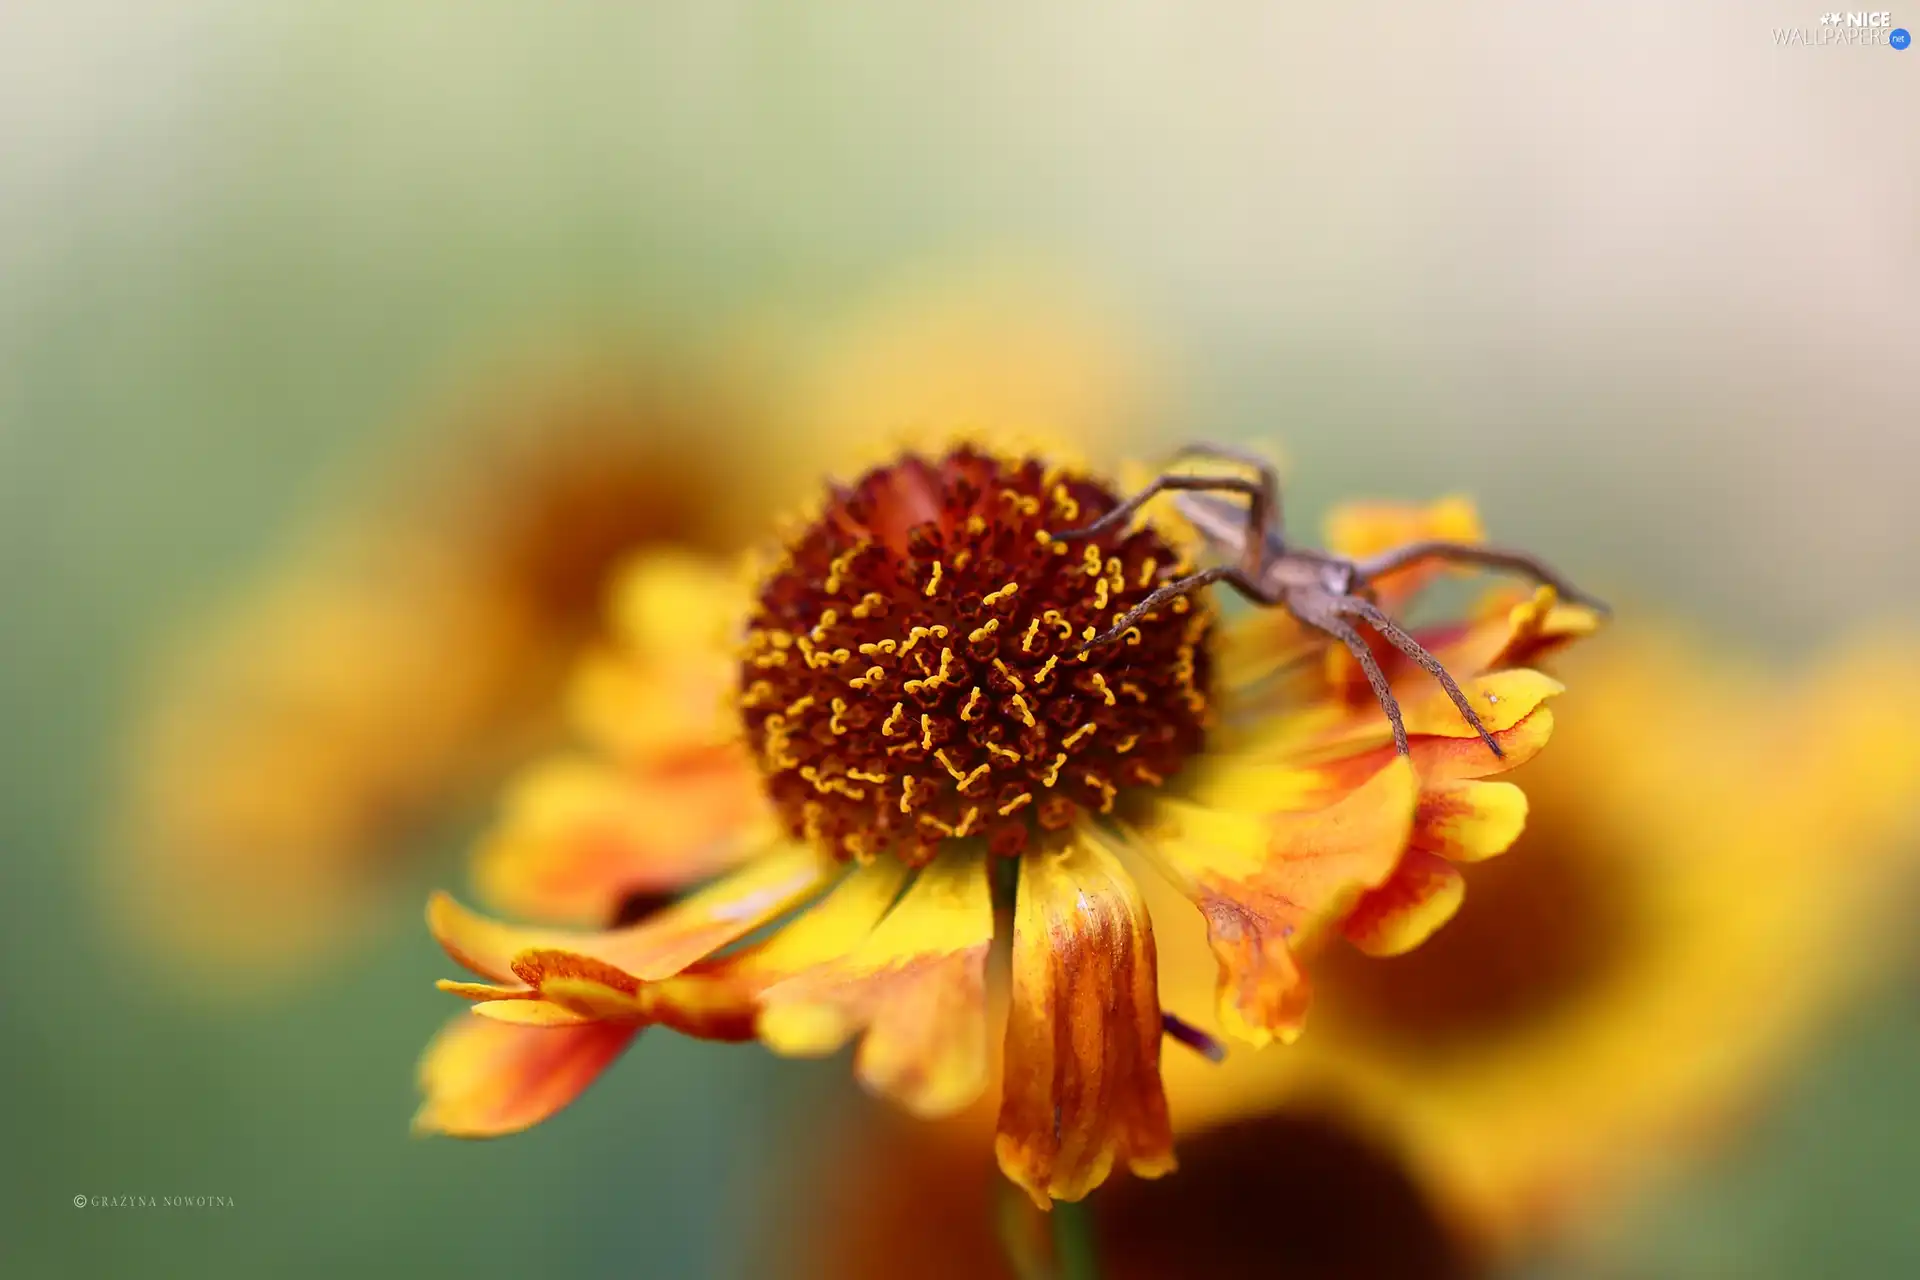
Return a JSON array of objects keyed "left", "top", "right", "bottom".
[{"left": 2, "top": 4, "right": 1916, "bottom": 1277}]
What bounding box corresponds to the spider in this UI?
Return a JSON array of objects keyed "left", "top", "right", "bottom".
[{"left": 1056, "top": 443, "right": 1609, "bottom": 759}]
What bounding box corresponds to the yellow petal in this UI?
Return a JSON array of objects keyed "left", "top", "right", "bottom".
[
  {"left": 1340, "top": 849, "right": 1468, "bottom": 957},
  {"left": 996, "top": 830, "right": 1174, "bottom": 1208},
  {"left": 472, "top": 752, "right": 772, "bottom": 925},
  {"left": 759, "top": 853, "right": 992, "bottom": 1119},
  {"left": 569, "top": 550, "right": 748, "bottom": 761},
  {"left": 413, "top": 1012, "right": 636, "bottom": 1138},
  {"left": 1398, "top": 670, "right": 1564, "bottom": 741},
  {"left": 470, "top": 999, "right": 592, "bottom": 1027},
  {"left": 1414, "top": 780, "right": 1529, "bottom": 864},
  {"left": 1136, "top": 756, "right": 1417, "bottom": 1046}
]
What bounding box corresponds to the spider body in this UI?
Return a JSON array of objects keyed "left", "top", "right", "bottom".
[{"left": 1057, "top": 444, "right": 1607, "bottom": 758}]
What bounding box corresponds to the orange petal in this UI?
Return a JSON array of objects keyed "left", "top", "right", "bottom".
[
  {"left": 413, "top": 1012, "right": 636, "bottom": 1137},
  {"left": 995, "top": 830, "right": 1174, "bottom": 1208},
  {"left": 509, "top": 950, "right": 652, "bottom": 1021},
  {"left": 1340, "top": 849, "right": 1467, "bottom": 957},
  {"left": 472, "top": 752, "right": 772, "bottom": 924},
  {"left": 1413, "top": 780, "right": 1528, "bottom": 863},
  {"left": 759, "top": 853, "right": 993, "bottom": 1119},
  {"left": 430, "top": 843, "right": 835, "bottom": 986},
  {"left": 633, "top": 860, "right": 912, "bottom": 1043},
  {"left": 1137, "top": 755, "right": 1417, "bottom": 1045},
  {"left": 1413, "top": 705, "right": 1556, "bottom": 786}
]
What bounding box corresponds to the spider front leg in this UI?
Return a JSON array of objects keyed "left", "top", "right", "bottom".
[
  {"left": 1340, "top": 597, "right": 1504, "bottom": 759},
  {"left": 1313, "top": 613, "right": 1413, "bottom": 756},
  {"left": 1055, "top": 470, "right": 1280, "bottom": 580},
  {"left": 1076, "top": 564, "right": 1273, "bottom": 651},
  {"left": 1354, "top": 539, "right": 1611, "bottom": 616}
]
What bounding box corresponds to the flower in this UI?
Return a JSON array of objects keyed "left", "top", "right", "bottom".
[
  {"left": 109, "top": 361, "right": 767, "bottom": 969},
  {"left": 110, "top": 273, "right": 1159, "bottom": 974},
  {"left": 1143, "top": 623, "right": 1920, "bottom": 1256},
  {"left": 418, "top": 455, "right": 1600, "bottom": 1207},
  {"left": 767, "top": 631, "right": 1920, "bottom": 1278}
]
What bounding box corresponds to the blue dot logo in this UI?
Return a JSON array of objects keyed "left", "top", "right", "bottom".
[{"left": 1893, "top": 26, "right": 1912, "bottom": 49}]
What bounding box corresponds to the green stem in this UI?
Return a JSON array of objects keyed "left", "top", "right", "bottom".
[
  {"left": 994, "top": 1181, "right": 1051, "bottom": 1280},
  {"left": 1050, "top": 1199, "right": 1103, "bottom": 1280}
]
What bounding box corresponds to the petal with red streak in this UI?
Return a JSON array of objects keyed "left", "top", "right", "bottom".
[
  {"left": 995, "top": 830, "right": 1175, "bottom": 1208},
  {"left": 413, "top": 1012, "right": 636, "bottom": 1137},
  {"left": 759, "top": 853, "right": 992, "bottom": 1119},
  {"left": 1136, "top": 755, "right": 1417, "bottom": 1045},
  {"left": 1341, "top": 849, "right": 1467, "bottom": 957},
  {"left": 1413, "top": 779, "right": 1528, "bottom": 863}
]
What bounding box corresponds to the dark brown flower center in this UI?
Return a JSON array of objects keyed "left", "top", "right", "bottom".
[{"left": 739, "top": 447, "right": 1212, "bottom": 865}]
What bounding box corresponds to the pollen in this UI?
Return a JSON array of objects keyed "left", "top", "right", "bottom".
[{"left": 737, "top": 447, "right": 1213, "bottom": 866}]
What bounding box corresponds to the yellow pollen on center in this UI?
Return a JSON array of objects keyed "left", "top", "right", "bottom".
[{"left": 736, "top": 447, "right": 1214, "bottom": 865}]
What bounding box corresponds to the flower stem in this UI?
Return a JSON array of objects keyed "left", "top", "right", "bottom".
[
  {"left": 994, "top": 1183, "right": 1105, "bottom": 1280},
  {"left": 994, "top": 1181, "right": 1050, "bottom": 1280},
  {"left": 1050, "top": 1199, "right": 1103, "bottom": 1280}
]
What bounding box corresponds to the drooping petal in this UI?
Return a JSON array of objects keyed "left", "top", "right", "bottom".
[
  {"left": 759, "top": 853, "right": 993, "bottom": 1119},
  {"left": 429, "top": 843, "right": 835, "bottom": 987},
  {"left": 1135, "top": 755, "right": 1417, "bottom": 1045},
  {"left": 1340, "top": 849, "right": 1468, "bottom": 957},
  {"left": 472, "top": 752, "right": 773, "bottom": 924},
  {"left": 1414, "top": 780, "right": 1528, "bottom": 863},
  {"left": 413, "top": 1012, "right": 637, "bottom": 1137},
  {"left": 996, "top": 831, "right": 1174, "bottom": 1208}
]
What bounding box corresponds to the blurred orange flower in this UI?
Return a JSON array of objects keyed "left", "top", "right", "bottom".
[
  {"left": 110, "top": 360, "right": 763, "bottom": 969},
  {"left": 417, "top": 473, "right": 1600, "bottom": 1208},
  {"left": 109, "top": 268, "right": 1164, "bottom": 974}
]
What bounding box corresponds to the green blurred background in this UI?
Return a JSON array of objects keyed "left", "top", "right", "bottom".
[{"left": 2, "top": 5, "right": 1915, "bottom": 1277}]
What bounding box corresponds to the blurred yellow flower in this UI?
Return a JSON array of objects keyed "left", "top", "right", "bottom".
[{"left": 417, "top": 473, "right": 1599, "bottom": 1208}]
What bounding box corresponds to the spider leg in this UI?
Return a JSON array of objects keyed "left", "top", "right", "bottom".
[
  {"left": 1341, "top": 597, "right": 1504, "bottom": 759},
  {"left": 1054, "top": 472, "right": 1267, "bottom": 557},
  {"left": 1352, "top": 540, "right": 1611, "bottom": 616},
  {"left": 1298, "top": 610, "right": 1410, "bottom": 756},
  {"left": 1076, "top": 564, "right": 1271, "bottom": 651}
]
